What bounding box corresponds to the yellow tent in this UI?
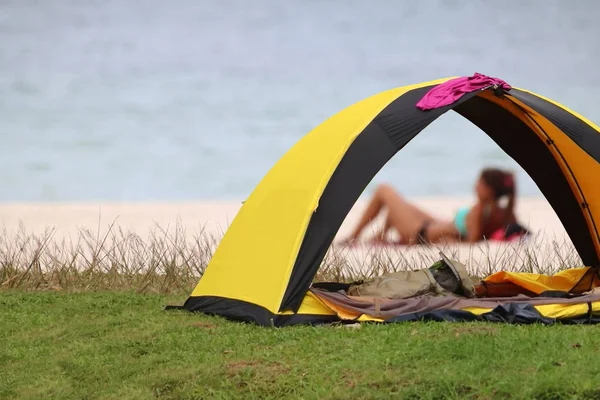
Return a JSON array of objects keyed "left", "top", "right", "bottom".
[{"left": 175, "top": 75, "right": 600, "bottom": 326}]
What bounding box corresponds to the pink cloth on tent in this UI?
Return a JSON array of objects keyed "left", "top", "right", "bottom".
[{"left": 416, "top": 73, "right": 511, "bottom": 111}]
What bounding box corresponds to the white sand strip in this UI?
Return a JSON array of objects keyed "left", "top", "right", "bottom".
[
  {"left": 0, "top": 196, "right": 568, "bottom": 239},
  {"left": 0, "top": 197, "right": 581, "bottom": 273}
]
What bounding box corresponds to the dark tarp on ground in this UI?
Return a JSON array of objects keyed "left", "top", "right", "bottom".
[
  {"left": 310, "top": 288, "right": 600, "bottom": 324},
  {"left": 386, "top": 303, "right": 600, "bottom": 325}
]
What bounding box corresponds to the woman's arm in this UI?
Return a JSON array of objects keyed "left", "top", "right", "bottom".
[{"left": 464, "top": 203, "right": 484, "bottom": 243}]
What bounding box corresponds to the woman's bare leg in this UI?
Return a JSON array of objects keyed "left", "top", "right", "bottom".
[
  {"left": 369, "top": 214, "right": 394, "bottom": 244},
  {"left": 345, "top": 184, "right": 439, "bottom": 243},
  {"left": 345, "top": 186, "right": 389, "bottom": 241}
]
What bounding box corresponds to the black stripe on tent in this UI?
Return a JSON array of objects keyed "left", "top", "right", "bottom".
[
  {"left": 453, "top": 96, "right": 600, "bottom": 267},
  {"left": 508, "top": 90, "right": 600, "bottom": 163},
  {"left": 180, "top": 296, "right": 339, "bottom": 327},
  {"left": 279, "top": 86, "right": 482, "bottom": 313}
]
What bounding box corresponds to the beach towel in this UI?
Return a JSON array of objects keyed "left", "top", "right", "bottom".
[{"left": 490, "top": 222, "right": 531, "bottom": 242}]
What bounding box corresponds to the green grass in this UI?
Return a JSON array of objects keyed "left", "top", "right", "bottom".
[
  {"left": 2, "top": 291, "right": 600, "bottom": 400},
  {"left": 1, "top": 225, "right": 594, "bottom": 398}
]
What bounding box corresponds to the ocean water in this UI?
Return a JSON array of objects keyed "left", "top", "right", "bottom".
[{"left": 1, "top": 0, "right": 598, "bottom": 202}]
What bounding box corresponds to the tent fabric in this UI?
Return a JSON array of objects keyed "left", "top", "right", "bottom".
[
  {"left": 505, "top": 91, "right": 600, "bottom": 260},
  {"left": 481, "top": 267, "right": 600, "bottom": 296},
  {"left": 452, "top": 91, "right": 600, "bottom": 265},
  {"left": 185, "top": 78, "right": 451, "bottom": 315},
  {"left": 180, "top": 289, "right": 340, "bottom": 327},
  {"left": 309, "top": 288, "right": 600, "bottom": 322},
  {"left": 177, "top": 74, "right": 600, "bottom": 326}
]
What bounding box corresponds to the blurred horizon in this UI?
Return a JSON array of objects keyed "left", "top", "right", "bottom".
[{"left": 1, "top": 0, "right": 598, "bottom": 202}]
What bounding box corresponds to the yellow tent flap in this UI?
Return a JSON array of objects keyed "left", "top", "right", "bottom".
[{"left": 483, "top": 267, "right": 600, "bottom": 295}]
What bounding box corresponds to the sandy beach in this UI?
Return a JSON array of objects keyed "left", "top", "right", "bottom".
[
  {"left": 0, "top": 196, "right": 579, "bottom": 274},
  {"left": 0, "top": 196, "right": 567, "bottom": 237},
  {"left": 0, "top": 197, "right": 566, "bottom": 237}
]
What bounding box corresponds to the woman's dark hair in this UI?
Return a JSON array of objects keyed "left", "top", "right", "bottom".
[{"left": 480, "top": 168, "right": 516, "bottom": 213}]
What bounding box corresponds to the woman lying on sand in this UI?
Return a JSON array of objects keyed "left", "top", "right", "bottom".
[{"left": 340, "top": 168, "right": 527, "bottom": 246}]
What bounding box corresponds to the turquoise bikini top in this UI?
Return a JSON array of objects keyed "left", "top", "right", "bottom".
[{"left": 454, "top": 204, "right": 491, "bottom": 238}]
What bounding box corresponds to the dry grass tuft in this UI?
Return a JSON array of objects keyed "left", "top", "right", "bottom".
[
  {"left": 0, "top": 221, "right": 583, "bottom": 294},
  {"left": 0, "top": 221, "right": 216, "bottom": 295}
]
